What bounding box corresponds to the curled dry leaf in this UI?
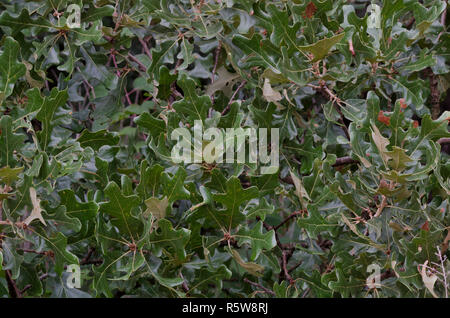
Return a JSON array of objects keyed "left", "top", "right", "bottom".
[{"left": 419, "top": 261, "right": 438, "bottom": 298}]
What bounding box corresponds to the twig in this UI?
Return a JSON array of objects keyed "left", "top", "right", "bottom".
[
  {"left": 21, "top": 273, "right": 49, "bottom": 294},
  {"left": 211, "top": 40, "right": 222, "bottom": 84},
  {"left": 127, "top": 53, "right": 147, "bottom": 72},
  {"left": 180, "top": 271, "right": 189, "bottom": 293},
  {"left": 243, "top": 278, "right": 275, "bottom": 295},
  {"left": 438, "top": 138, "right": 450, "bottom": 145},
  {"left": 436, "top": 246, "right": 448, "bottom": 298},
  {"left": 273, "top": 210, "right": 306, "bottom": 231},
  {"left": 438, "top": 3, "right": 447, "bottom": 40},
  {"left": 124, "top": 88, "right": 133, "bottom": 106},
  {"left": 332, "top": 156, "right": 359, "bottom": 167},
  {"left": 308, "top": 83, "right": 350, "bottom": 140},
  {"left": 111, "top": 50, "right": 121, "bottom": 77},
  {"left": 138, "top": 38, "right": 152, "bottom": 59},
  {"left": 5, "top": 270, "right": 22, "bottom": 298},
  {"left": 221, "top": 80, "right": 247, "bottom": 115},
  {"left": 81, "top": 247, "right": 95, "bottom": 265},
  {"left": 18, "top": 248, "right": 47, "bottom": 256},
  {"left": 425, "top": 68, "right": 441, "bottom": 119},
  {"left": 281, "top": 250, "right": 294, "bottom": 285},
  {"left": 288, "top": 260, "right": 303, "bottom": 273},
  {"left": 348, "top": 39, "right": 355, "bottom": 56},
  {"left": 301, "top": 287, "right": 311, "bottom": 298},
  {"left": 375, "top": 181, "right": 395, "bottom": 218},
  {"left": 210, "top": 41, "right": 222, "bottom": 106}
]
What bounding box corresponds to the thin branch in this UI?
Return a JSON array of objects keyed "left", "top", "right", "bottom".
[
  {"left": 273, "top": 210, "right": 306, "bottom": 231},
  {"left": 288, "top": 260, "right": 303, "bottom": 273},
  {"left": 18, "top": 248, "right": 47, "bottom": 256},
  {"left": 243, "top": 278, "right": 275, "bottom": 296},
  {"left": 221, "top": 80, "right": 247, "bottom": 116},
  {"left": 127, "top": 53, "right": 147, "bottom": 72},
  {"left": 21, "top": 273, "right": 49, "bottom": 294},
  {"left": 438, "top": 138, "right": 450, "bottom": 145},
  {"left": 281, "top": 250, "right": 294, "bottom": 285},
  {"left": 180, "top": 271, "right": 189, "bottom": 293},
  {"left": 425, "top": 68, "right": 441, "bottom": 120},
  {"left": 5, "top": 270, "right": 22, "bottom": 298},
  {"left": 138, "top": 38, "right": 152, "bottom": 59},
  {"left": 436, "top": 246, "right": 448, "bottom": 298},
  {"left": 308, "top": 83, "right": 350, "bottom": 140},
  {"left": 211, "top": 40, "right": 222, "bottom": 84},
  {"left": 81, "top": 247, "right": 95, "bottom": 265},
  {"left": 332, "top": 156, "right": 359, "bottom": 167}
]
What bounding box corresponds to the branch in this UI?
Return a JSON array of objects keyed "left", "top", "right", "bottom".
[
  {"left": 425, "top": 68, "right": 441, "bottom": 120},
  {"left": 221, "top": 80, "right": 247, "bottom": 116},
  {"left": 332, "top": 156, "right": 359, "bottom": 167},
  {"left": 243, "top": 278, "right": 275, "bottom": 296},
  {"left": 211, "top": 40, "right": 222, "bottom": 84},
  {"left": 127, "top": 53, "right": 147, "bottom": 72},
  {"left": 80, "top": 247, "right": 95, "bottom": 265},
  {"left": 18, "top": 248, "right": 48, "bottom": 256},
  {"left": 273, "top": 210, "right": 306, "bottom": 231},
  {"left": 138, "top": 37, "right": 152, "bottom": 59},
  {"left": 288, "top": 260, "right": 303, "bottom": 273},
  {"left": 21, "top": 273, "right": 49, "bottom": 294},
  {"left": 5, "top": 270, "right": 22, "bottom": 298},
  {"left": 180, "top": 272, "right": 189, "bottom": 293},
  {"left": 281, "top": 250, "right": 294, "bottom": 285},
  {"left": 308, "top": 83, "right": 350, "bottom": 140}
]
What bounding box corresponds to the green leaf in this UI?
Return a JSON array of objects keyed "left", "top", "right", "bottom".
[
  {"left": 213, "top": 177, "right": 258, "bottom": 230},
  {"left": 0, "top": 9, "right": 53, "bottom": 36},
  {"left": 267, "top": 4, "right": 301, "bottom": 53},
  {"left": 34, "top": 230, "right": 79, "bottom": 276},
  {"left": 235, "top": 221, "right": 276, "bottom": 260},
  {"left": 162, "top": 168, "right": 190, "bottom": 203},
  {"left": 0, "top": 116, "right": 26, "bottom": 168},
  {"left": 134, "top": 112, "right": 166, "bottom": 137},
  {"left": 35, "top": 88, "right": 69, "bottom": 150},
  {"left": 409, "top": 112, "right": 450, "bottom": 156},
  {"left": 0, "top": 36, "right": 26, "bottom": 102},
  {"left": 99, "top": 181, "right": 143, "bottom": 238},
  {"left": 77, "top": 129, "right": 119, "bottom": 150},
  {"left": 297, "top": 207, "right": 338, "bottom": 237},
  {"left": 59, "top": 189, "right": 98, "bottom": 222},
  {"left": 150, "top": 218, "right": 190, "bottom": 260},
  {"left": 147, "top": 40, "right": 177, "bottom": 81},
  {"left": 232, "top": 33, "right": 279, "bottom": 70},
  {"left": 173, "top": 74, "right": 211, "bottom": 123},
  {"left": 0, "top": 166, "right": 23, "bottom": 186}
]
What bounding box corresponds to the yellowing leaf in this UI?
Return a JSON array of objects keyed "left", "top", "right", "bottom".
[
  {"left": 144, "top": 196, "right": 169, "bottom": 220},
  {"left": 371, "top": 123, "right": 390, "bottom": 164},
  {"left": 231, "top": 249, "right": 264, "bottom": 277},
  {"left": 298, "top": 33, "right": 345, "bottom": 62},
  {"left": 385, "top": 146, "right": 413, "bottom": 171},
  {"left": 290, "top": 170, "right": 310, "bottom": 208}
]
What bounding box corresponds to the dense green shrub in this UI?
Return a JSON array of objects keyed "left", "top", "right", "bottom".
[{"left": 0, "top": 0, "right": 449, "bottom": 298}]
